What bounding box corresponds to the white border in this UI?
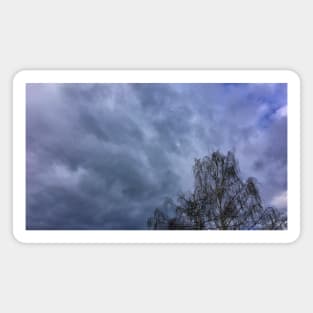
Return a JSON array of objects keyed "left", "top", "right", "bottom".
[{"left": 13, "top": 70, "right": 300, "bottom": 243}]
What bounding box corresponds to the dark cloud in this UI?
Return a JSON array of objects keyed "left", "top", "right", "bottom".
[{"left": 26, "top": 83, "right": 287, "bottom": 229}]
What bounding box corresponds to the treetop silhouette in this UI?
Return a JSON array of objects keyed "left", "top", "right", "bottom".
[{"left": 147, "top": 151, "right": 287, "bottom": 230}]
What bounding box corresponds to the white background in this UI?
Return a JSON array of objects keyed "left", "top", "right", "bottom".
[
  {"left": 13, "top": 70, "right": 300, "bottom": 244},
  {"left": 0, "top": 1, "right": 310, "bottom": 312}
]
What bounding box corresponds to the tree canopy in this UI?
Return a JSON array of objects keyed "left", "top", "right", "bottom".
[{"left": 147, "top": 151, "right": 287, "bottom": 230}]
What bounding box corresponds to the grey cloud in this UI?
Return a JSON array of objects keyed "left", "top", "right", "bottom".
[{"left": 26, "top": 83, "right": 287, "bottom": 229}]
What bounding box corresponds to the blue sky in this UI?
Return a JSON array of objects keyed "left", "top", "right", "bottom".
[{"left": 26, "top": 83, "right": 287, "bottom": 229}]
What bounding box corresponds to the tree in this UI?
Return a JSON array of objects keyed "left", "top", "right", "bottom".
[{"left": 147, "top": 151, "right": 287, "bottom": 230}]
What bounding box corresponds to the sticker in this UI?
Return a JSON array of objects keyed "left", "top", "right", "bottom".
[{"left": 13, "top": 70, "right": 300, "bottom": 243}]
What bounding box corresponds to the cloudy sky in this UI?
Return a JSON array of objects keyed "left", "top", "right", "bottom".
[{"left": 26, "top": 83, "right": 287, "bottom": 229}]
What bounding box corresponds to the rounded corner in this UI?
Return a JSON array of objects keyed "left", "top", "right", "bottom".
[
  {"left": 12, "top": 70, "right": 29, "bottom": 86},
  {"left": 285, "top": 69, "right": 301, "bottom": 85},
  {"left": 12, "top": 228, "right": 27, "bottom": 244},
  {"left": 286, "top": 227, "right": 301, "bottom": 244}
]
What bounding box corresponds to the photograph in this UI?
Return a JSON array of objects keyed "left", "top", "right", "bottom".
[{"left": 13, "top": 70, "right": 300, "bottom": 243}]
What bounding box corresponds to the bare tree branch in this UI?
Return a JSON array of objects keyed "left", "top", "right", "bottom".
[{"left": 147, "top": 151, "right": 287, "bottom": 230}]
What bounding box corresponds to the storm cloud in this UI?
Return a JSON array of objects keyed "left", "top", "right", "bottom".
[{"left": 26, "top": 83, "right": 287, "bottom": 229}]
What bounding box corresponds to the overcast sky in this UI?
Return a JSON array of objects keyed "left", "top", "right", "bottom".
[{"left": 26, "top": 83, "right": 287, "bottom": 229}]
